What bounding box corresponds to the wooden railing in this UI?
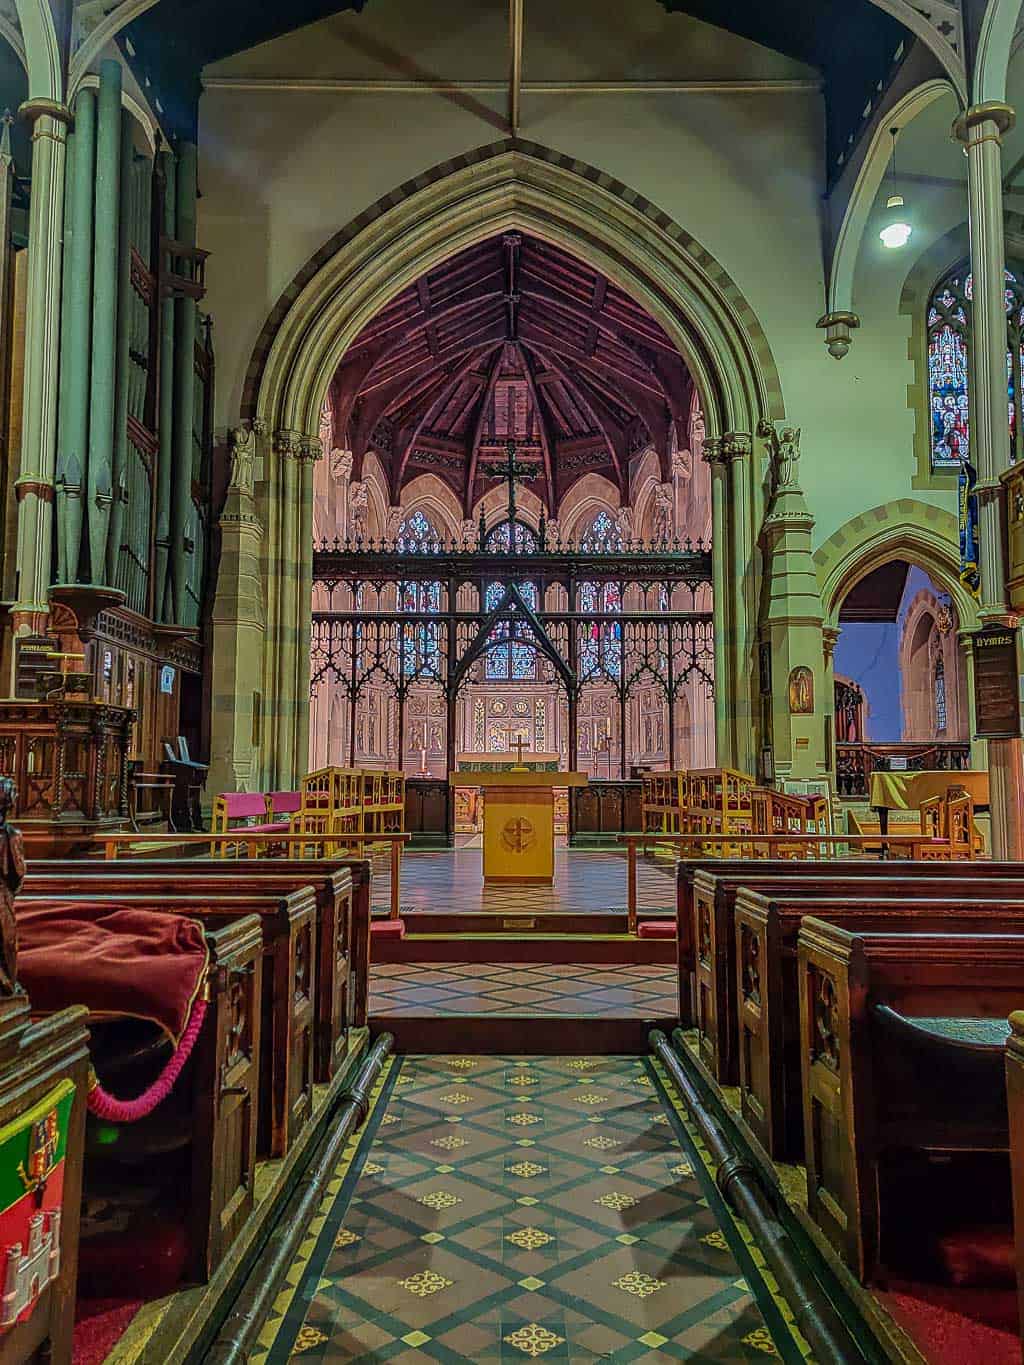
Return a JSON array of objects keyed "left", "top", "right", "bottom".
[
  {"left": 835, "top": 741, "right": 971, "bottom": 799},
  {"left": 617, "top": 831, "right": 952, "bottom": 934},
  {"left": 93, "top": 829, "right": 409, "bottom": 918}
]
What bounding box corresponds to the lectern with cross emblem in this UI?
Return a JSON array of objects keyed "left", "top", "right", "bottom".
[{"left": 451, "top": 757, "right": 586, "bottom": 885}]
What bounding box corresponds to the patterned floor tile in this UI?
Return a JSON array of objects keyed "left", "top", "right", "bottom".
[
  {"left": 370, "top": 964, "right": 677, "bottom": 1018},
  {"left": 254, "top": 1055, "right": 812, "bottom": 1364}
]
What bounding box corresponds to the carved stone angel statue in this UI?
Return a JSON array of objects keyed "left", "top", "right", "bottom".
[
  {"left": 0, "top": 778, "right": 24, "bottom": 996},
  {"left": 227, "top": 425, "right": 257, "bottom": 497},
  {"left": 775, "top": 426, "right": 802, "bottom": 490},
  {"left": 349, "top": 480, "right": 369, "bottom": 537},
  {"left": 653, "top": 482, "right": 674, "bottom": 542}
]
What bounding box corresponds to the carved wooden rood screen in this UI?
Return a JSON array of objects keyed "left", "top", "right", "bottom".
[{"left": 311, "top": 495, "right": 714, "bottom": 778}]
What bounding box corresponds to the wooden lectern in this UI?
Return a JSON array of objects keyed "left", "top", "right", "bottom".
[{"left": 454, "top": 741, "right": 586, "bottom": 884}]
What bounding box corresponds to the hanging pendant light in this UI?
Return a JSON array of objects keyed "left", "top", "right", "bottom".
[{"left": 879, "top": 126, "right": 912, "bottom": 249}]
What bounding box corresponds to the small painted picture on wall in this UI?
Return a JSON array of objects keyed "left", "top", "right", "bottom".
[{"left": 788, "top": 666, "right": 814, "bottom": 715}]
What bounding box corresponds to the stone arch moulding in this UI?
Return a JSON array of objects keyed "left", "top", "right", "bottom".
[
  {"left": 243, "top": 139, "right": 784, "bottom": 436},
  {"left": 813, "top": 498, "right": 980, "bottom": 630},
  {"left": 237, "top": 139, "right": 786, "bottom": 786}
]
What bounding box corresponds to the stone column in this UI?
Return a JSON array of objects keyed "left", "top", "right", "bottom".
[
  {"left": 723, "top": 433, "right": 756, "bottom": 776},
  {"left": 293, "top": 437, "right": 322, "bottom": 779},
  {"left": 954, "top": 101, "right": 1024, "bottom": 857},
  {"left": 11, "top": 99, "right": 70, "bottom": 638},
  {"left": 208, "top": 425, "right": 265, "bottom": 795},
  {"left": 757, "top": 425, "right": 827, "bottom": 783},
  {"left": 85, "top": 60, "right": 121, "bottom": 583},
  {"left": 702, "top": 438, "right": 733, "bottom": 766},
  {"left": 55, "top": 87, "right": 94, "bottom": 586}
]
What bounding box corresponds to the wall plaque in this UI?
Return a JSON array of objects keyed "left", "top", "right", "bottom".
[{"left": 972, "top": 624, "right": 1021, "bottom": 737}]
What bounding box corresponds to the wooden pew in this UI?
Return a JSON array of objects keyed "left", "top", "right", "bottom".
[
  {"left": 687, "top": 863, "right": 1024, "bottom": 1086},
  {"left": 798, "top": 919, "right": 1024, "bottom": 1282},
  {"left": 0, "top": 1008, "right": 90, "bottom": 1365},
  {"left": 23, "top": 889, "right": 313, "bottom": 1159},
  {"left": 26, "top": 863, "right": 355, "bottom": 1084},
  {"left": 1007, "top": 1011, "right": 1024, "bottom": 1354},
  {"left": 733, "top": 887, "right": 1024, "bottom": 1159},
  {"left": 33, "top": 855, "right": 374, "bottom": 1030}
]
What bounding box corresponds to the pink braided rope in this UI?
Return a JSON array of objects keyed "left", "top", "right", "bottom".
[{"left": 87, "top": 998, "right": 208, "bottom": 1124}]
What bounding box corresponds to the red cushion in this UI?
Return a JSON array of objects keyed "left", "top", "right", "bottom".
[
  {"left": 637, "top": 921, "right": 676, "bottom": 939},
  {"left": 371, "top": 920, "right": 406, "bottom": 939},
  {"left": 935, "top": 1225, "right": 1017, "bottom": 1289}
]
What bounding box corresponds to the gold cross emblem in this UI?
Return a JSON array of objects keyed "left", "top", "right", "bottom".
[{"left": 501, "top": 816, "right": 535, "bottom": 853}]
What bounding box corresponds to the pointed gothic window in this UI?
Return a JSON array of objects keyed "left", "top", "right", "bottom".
[
  {"left": 578, "top": 510, "right": 624, "bottom": 679},
  {"left": 934, "top": 654, "right": 947, "bottom": 734},
  {"left": 482, "top": 521, "right": 540, "bottom": 680},
  {"left": 927, "top": 263, "right": 1024, "bottom": 469},
  {"left": 396, "top": 510, "right": 442, "bottom": 677}
]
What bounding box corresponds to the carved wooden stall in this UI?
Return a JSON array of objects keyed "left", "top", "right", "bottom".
[{"left": 0, "top": 700, "right": 132, "bottom": 854}]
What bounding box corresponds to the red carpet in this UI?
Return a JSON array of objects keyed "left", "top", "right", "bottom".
[
  {"left": 73, "top": 1299, "right": 143, "bottom": 1365},
  {"left": 876, "top": 1283, "right": 1020, "bottom": 1365}
]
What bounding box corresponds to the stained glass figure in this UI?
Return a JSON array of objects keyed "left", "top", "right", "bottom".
[
  {"left": 927, "top": 264, "right": 1024, "bottom": 469},
  {"left": 579, "top": 579, "right": 622, "bottom": 679},
  {"left": 485, "top": 520, "right": 538, "bottom": 553},
  {"left": 484, "top": 579, "right": 539, "bottom": 680},
  {"left": 578, "top": 509, "right": 623, "bottom": 552},
  {"left": 396, "top": 511, "right": 442, "bottom": 675},
  {"left": 934, "top": 655, "right": 947, "bottom": 734}
]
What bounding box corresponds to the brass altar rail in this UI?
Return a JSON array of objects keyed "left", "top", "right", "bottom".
[
  {"left": 93, "top": 830, "right": 410, "bottom": 919},
  {"left": 617, "top": 831, "right": 953, "bottom": 935}
]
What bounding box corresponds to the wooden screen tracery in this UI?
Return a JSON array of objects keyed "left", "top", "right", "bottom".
[{"left": 311, "top": 529, "right": 714, "bottom": 778}]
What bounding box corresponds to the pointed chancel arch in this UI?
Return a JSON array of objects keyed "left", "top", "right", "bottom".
[{"left": 227, "top": 141, "right": 784, "bottom": 785}]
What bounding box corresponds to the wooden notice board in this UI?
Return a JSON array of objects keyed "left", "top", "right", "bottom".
[{"left": 972, "top": 624, "right": 1021, "bottom": 737}]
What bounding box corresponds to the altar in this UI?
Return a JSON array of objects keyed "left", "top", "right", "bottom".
[{"left": 451, "top": 752, "right": 586, "bottom": 884}]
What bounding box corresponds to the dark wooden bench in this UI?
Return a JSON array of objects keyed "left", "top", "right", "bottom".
[
  {"left": 677, "top": 858, "right": 1024, "bottom": 1029},
  {"left": 689, "top": 865, "right": 1024, "bottom": 1087},
  {"left": 26, "top": 864, "right": 355, "bottom": 1084},
  {"left": 1007, "top": 1011, "right": 1024, "bottom": 1354},
  {"left": 34, "top": 855, "right": 373, "bottom": 1030},
  {"left": 0, "top": 1003, "right": 90, "bottom": 1365},
  {"left": 798, "top": 919, "right": 1024, "bottom": 1282},
  {"left": 732, "top": 888, "right": 1024, "bottom": 1159},
  {"left": 23, "top": 888, "right": 312, "bottom": 1159}
]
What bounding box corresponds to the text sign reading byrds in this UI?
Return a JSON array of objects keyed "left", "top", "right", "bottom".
[{"left": 972, "top": 625, "right": 1021, "bottom": 738}]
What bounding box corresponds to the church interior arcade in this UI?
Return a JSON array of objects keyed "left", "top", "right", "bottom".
[{"left": 1, "top": 0, "right": 1024, "bottom": 1363}]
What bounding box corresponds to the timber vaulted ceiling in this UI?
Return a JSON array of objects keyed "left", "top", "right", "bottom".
[{"left": 330, "top": 232, "right": 693, "bottom": 512}]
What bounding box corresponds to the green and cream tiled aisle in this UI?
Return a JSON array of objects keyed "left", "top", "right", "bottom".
[{"left": 252, "top": 1056, "right": 813, "bottom": 1363}]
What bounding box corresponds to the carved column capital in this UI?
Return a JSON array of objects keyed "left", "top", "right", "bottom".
[
  {"left": 953, "top": 101, "right": 1016, "bottom": 144},
  {"left": 273, "top": 427, "right": 304, "bottom": 458},
  {"left": 822, "top": 625, "right": 841, "bottom": 665}
]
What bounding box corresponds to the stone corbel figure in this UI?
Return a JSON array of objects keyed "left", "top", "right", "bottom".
[
  {"left": 331, "top": 448, "right": 353, "bottom": 481},
  {"left": 0, "top": 779, "right": 24, "bottom": 997},
  {"left": 617, "top": 506, "right": 634, "bottom": 544},
  {"left": 653, "top": 482, "right": 674, "bottom": 541},
  {"left": 385, "top": 506, "right": 404, "bottom": 542},
  {"left": 227, "top": 425, "right": 257, "bottom": 497},
  {"left": 460, "top": 518, "right": 477, "bottom": 548},
  {"left": 758, "top": 420, "right": 802, "bottom": 493},
  {"left": 672, "top": 448, "right": 693, "bottom": 482},
  {"left": 349, "top": 480, "right": 368, "bottom": 538}
]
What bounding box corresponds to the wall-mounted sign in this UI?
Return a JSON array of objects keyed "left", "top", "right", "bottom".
[
  {"left": 972, "top": 624, "right": 1021, "bottom": 738},
  {"left": 159, "top": 665, "right": 176, "bottom": 695}
]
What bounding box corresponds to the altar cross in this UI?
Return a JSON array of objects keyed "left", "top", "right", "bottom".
[
  {"left": 482, "top": 440, "right": 541, "bottom": 535},
  {"left": 513, "top": 734, "right": 527, "bottom": 767}
]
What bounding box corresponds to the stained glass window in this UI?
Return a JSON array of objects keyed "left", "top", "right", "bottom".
[
  {"left": 484, "top": 579, "right": 539, "bottom": 680},
  {"left": 485, "top": 520, "right": 538, "bottom": 553},
  {"left": 934, "top": 654, "right": 947, "bottom": 734},
  {"left": 578, "top": 509, "right": 623, "bottom": 552},
  {"left": 579, "top": 579, "right": 623, "bottom": 680},
  {"left": 927, "top": 264, "right": 1024, "bottom": 469},
  {"left": 396, "top": 510, "right": 442, "bottom": 676}
]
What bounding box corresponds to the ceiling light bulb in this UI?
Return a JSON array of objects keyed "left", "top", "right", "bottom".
[{"left": 879, "top": 194, "right": 912, "bottom": 249}]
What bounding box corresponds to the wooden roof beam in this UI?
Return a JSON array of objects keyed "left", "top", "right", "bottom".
[
  {"left": 518, "top": 343, "right": 556, "bottom": 512},
  {"left": 464, "top": 347, "right": 506, "bottom": 516}
]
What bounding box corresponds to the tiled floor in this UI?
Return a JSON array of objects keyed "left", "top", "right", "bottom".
[
  {"left": 372, "top": 847, "right": 675, "bottom": 915},
  {"left": 369, "top": 964, "right": 677, "bottom": 1019},
  {"left": 253, "top": 1055, "right": 810, "bottom": 1363}
]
